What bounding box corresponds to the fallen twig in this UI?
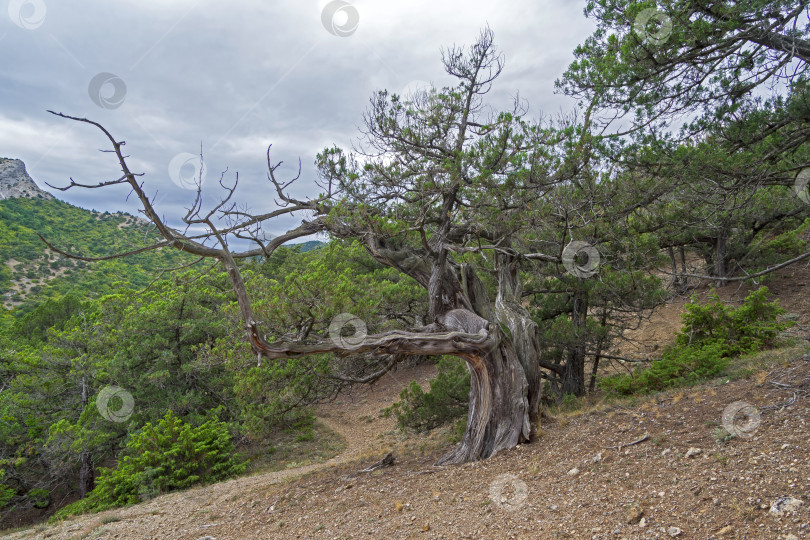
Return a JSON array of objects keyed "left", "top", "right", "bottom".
[
  {"left": 410, "top": 469, "right": 439, "bottom": 476},
  {"left": 358, "top": 452, "right": 395, "bottom": 473},
  {"left": 761, "top": 392, "right": 799, "bottom": 412},
  {"left": 607, "top": 433, "right": 649, "bottom": 452}
]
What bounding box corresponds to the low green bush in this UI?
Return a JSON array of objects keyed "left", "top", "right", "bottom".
[
  {"left": 384, "top": 357, "right": 470, "bottom": 432},
  {"left": 53, "top": 411, "right": 245, "bottom": 518},
  {"left": 675, "top": 286, "right": 787, "bottom": 354},
  {"left": 601, "top": 287, "right": 791, "bottom": 395}
]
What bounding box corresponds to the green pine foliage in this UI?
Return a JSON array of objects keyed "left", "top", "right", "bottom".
[
  {"left": 384, "top": 357, "right": 470, "bottom": 432},
  {"left": 232, "top": 360, "right": 327, "bottom": 439},
  {"left": 1, "top": 240, "right": 425, "bottom": 523},
  {"left": 0, "top": 470, "right": 14, "bottom": 509},
  {"left": 54, "top": 411, "right": 245, "bottom": 516},
  {"left": 601, "top": 287, "right": 791, "bottom": 395}
]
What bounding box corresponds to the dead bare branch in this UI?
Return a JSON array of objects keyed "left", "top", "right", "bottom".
[{"left": 37, "top": 233, "right": 173, "bottom": 261}]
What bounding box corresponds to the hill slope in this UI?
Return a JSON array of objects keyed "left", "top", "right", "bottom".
[
  {"left": 5, "top": 349, "right": 808, "bottom": 539},
  {"left": 0, "top": 197, "right": 195, "bottom": 310}
]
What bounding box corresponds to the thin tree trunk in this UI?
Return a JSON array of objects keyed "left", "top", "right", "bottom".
[
  {"left": 588, "top": 312, "right": 609, "bottom": 392},
  {"left": 667, "top": 246, "right": 684, "bottom": 292},
  {"left": 79, "top": 453, "right": 94, "bottom": 498},
  {"left": 714, "top": 229, "right": 728, "bottom": 287},
  {"left": 79, "top": 375, "right": 94, "bottom": 497},
  {"left": 561, "top": 349, "right": 586, "bottom": 396},
  {"left": 679, "top": 246, "right": 688, "bottom": 292},
  {"left": 588, "top": 353, "right": 600, "bottom": 393},
  {"left": 561, "top": 281, "right": 588, "bottom": 397}
]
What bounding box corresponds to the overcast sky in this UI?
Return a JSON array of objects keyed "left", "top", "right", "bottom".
[{"left": 0, "top": 0, "right": 595, "bottom": 240}]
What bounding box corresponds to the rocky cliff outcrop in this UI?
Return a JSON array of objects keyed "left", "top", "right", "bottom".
[{"left": 0, "top": 158, "right": 54, "bottom": 200}]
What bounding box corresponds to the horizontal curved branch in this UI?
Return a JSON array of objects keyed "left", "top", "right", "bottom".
[
  {"left": 591, "top": 352, "right": 654, "bottom": 363},
  {"left": 248, "top": 323, "right": 494, "bottom": 361},
  {"left": 661, "top": 249, "right": 810, "bottom": 282},
  {"left": 45, "top": 174, "right": 131, "bottom": 191}
]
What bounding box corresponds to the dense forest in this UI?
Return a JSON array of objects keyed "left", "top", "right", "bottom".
[{"left": 2, "top": 0, "right": 809, "bottom": 529}]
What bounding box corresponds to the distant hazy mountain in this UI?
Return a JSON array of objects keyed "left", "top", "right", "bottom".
[{"left": 296, "top": 240, "right": 326, "bottom": 252}]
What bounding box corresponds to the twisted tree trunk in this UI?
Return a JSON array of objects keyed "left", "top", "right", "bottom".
[{"left": 432, "top": 309, "right": 531, "bottom": 465}]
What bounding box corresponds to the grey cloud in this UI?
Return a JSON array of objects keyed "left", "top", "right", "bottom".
[{"left": 1, "top": 0, "right": 594, "bottom": 238}]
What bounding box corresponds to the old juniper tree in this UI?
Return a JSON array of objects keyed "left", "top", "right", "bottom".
[{"left": 47, "top": 30, "right": 595, "bottom": 464}]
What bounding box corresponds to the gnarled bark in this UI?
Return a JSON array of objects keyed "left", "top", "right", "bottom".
[{"left": 434, "top": 315, "right": 531, "bottom": 465}]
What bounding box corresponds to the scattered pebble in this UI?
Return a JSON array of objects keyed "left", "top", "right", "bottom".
[
  {"left": 770, "top": 496, "right": 804, "bottom": 516},
  {"left": 626, "top": 505, "right": 644, "bottom": 525},
  {"left": 685, "top": 447, "right": 702, "bottom": 458}
]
